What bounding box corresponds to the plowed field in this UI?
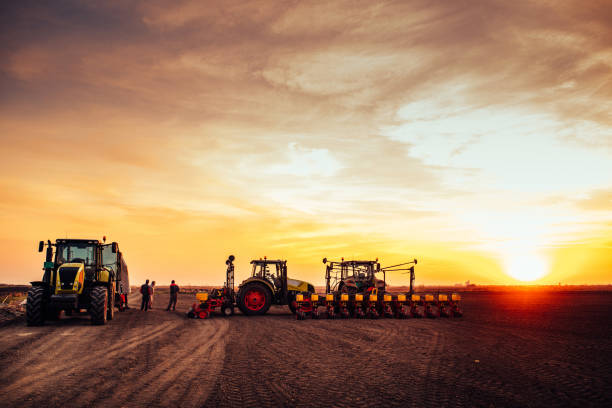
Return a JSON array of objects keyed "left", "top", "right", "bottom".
[{"left": 1, "top": 291, "right": 610, "bottom": 407}]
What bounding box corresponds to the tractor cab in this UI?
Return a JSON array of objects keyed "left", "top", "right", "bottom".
[
  {"left": 250, "top": 258, "right": 287, "bottom": 291},
  {"left": 54, "top": 239, "right": 101, "bottom": 281},
  {"left": 50, "top": 239, "right": 118, "bottom": 285},
  {"left": 324, "top": 257, "right": 418, "bottom": 295},
  {"left": 324, "top": 258, "right": 384, "bottom": 294}
]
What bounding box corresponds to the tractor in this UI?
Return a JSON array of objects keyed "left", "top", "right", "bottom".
[
  {"left": 189, "top": 256, "right": 316, "bottom": 318},
  {"left": 237, "top": 257, "right": 315, "bottom": 316},
  {"left": 294, "top": 257, "right": 421, "bottom": 319},
  {"left": 26, "top": 238, "right": 129, "bottom": 326},
  {"left": 324, "top": 258, "right": 417, "bottom": 295}
]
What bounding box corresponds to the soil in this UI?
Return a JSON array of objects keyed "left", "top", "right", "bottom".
[{"left": 0, "top": 291, "right": 610, "bottom": 407}]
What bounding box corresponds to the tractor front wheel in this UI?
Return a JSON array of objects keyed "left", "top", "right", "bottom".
[
  {"left": 237, "top": 283, "right": 271, "bottom": 316},
  {"left": 90, "top": 286, "right": 108, "bottom": 325},
  {"left": 26, "top": 286, "right": 45, "bottom": 326}
]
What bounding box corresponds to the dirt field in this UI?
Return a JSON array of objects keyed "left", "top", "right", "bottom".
[{"left": 0, "top": 291, "right": 610, "bottom": 408}]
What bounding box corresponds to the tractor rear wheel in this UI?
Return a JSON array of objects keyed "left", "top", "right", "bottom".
[
  {"left": 26, "top": 286, "right": 45, "bottom": 326},
  {"left": 237, "top": 283, "right": 271, "bottom": 316},
  {"left": 90, "top": 286, "right": 108, "bottom": 325}
]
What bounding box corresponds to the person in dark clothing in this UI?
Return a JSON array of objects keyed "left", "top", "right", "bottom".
[
  {"left": 140, "top": 279, "right": 151, "bottom": 311},
  {"left": 166, "top": 280, "right": 179, "bottom": 311}
]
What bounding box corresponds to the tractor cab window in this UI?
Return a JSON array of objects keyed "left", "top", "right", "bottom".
[
  {"left": 102, "top": 245, "right": 118, "bottom": 274},
  {"left": 264, "top": 265, "right": 275, "bottom": 280},
  {"left": 56, "top": 243, "right": 96, "bottom": 266},
  {"left": 253, "top": 262, "right": 280, "bottom": 286}
]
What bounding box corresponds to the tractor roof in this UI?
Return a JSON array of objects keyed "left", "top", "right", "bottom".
[
  {"left": 334, "top": 260, "right": 378, "bottom": 266},
  {"left": 55, "top": 239, "right": 101, "bottom": 245},
  {"left": 250, "top": 259, "right": 286, "bottom": 265}
]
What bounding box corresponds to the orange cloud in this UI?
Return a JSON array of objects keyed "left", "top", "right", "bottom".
[{"left": 0, "top": 1, "right": 611, "bottom": 286}]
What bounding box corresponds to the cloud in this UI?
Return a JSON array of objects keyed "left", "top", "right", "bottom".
[
  {"left": 577, "top": 189, "right": 612, "bottom": 211},
  {"left": 0, "top": 0, "right": 611, "bottom": 284}
]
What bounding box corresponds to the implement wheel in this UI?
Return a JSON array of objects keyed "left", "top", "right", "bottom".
[
  {"left": 90, "top": 286, "right": 108, "bottom": 325},
  {"left": 238, "top": 283, "right": 271, "bottom": 316},
  {"left": 26, "top": 286, "right": 45, "bottom": 326},
  {"left": 221, "top": 303, "right": 234, "bottom": 316}
]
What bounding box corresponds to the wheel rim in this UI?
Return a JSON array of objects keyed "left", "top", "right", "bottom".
[{"left": 244, "top": 288, "right": 266, "bottom": 311}]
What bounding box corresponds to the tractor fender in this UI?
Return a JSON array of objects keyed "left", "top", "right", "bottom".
[
  {"left": 30, "top": 281, "right": 49, "bottom": 287},
  {"left": 238, "top": 277, "right": 274, "bottom": 294}
]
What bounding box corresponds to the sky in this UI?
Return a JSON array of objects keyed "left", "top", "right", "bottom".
[{"left": 0, "top": 0, "right": 611, "bottom": 286}]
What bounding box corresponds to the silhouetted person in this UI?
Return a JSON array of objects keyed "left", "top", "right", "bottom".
[
  {"left": 149, "top": 281, "right": 156, "bottom": 309},
  {"left": 140, "top": 279, "right": 151, "bottom": 311},
  {"left": 166, "top": 280, "right": 179, "bottom": 311}
]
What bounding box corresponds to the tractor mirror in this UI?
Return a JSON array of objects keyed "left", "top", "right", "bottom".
[
  {"left": 38, "top": 241, "right": 44, "bottom": 252},
  {"left": 229, "top": 255, "right": 235, "bottom": 262},
  {"left": 414, "top": 259, "right": 418, "bottom": 265},
  {"left": 322, "top": 257, "right": 327, "bottom": 264},
  {"left": 112, "top": 242, "right": 118, "bottom": 253}
]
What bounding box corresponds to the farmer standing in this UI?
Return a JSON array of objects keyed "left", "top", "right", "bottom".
[
  {"left": 140, "top": 279, "right": 151, "bottom": 311},
  {"left": 149, "top": 281, "right": 156, "bottom": 309},
  {"left": 166, "top": 280, "right": 180, "bottom": 311}
]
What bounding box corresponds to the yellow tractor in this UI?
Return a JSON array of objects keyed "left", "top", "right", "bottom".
[{"left": 27, "top": 238, "right": 128, "bottom": 325}]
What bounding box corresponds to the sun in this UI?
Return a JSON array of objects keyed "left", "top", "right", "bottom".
[{"left": 504, "top": 251, "right": 550, "bottom": 282}]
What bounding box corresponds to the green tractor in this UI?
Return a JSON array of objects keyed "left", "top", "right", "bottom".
[
  {"left": 26, "top": 238, "right": 128, "bottom": 326},
  {"left": 236, "top": 258, "right": 315, "bottom": 316}
]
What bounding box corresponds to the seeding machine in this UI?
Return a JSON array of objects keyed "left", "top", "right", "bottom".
[
  {"left": 293, "top": 257, "right": 462, "bottom": 320},
  {"left": 188, "top": 255, "right": 463, "bottom": 320}
]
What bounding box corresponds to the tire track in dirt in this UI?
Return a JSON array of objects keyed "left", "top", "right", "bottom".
[
  {"left": 0, "top": 294, "right": 228, "bottom": 408},
  {"left": 0, "top": 330, "right": 69, "bottom": 378},
  {"left": 1, "top": 319, "right": 181, "bottom": 396},
  {"left": 93, "top": 318, "right": 228, "bottom": 408},
  {"left": 206, "top": 295, "right": 612, "bottom": 408},
  {"left": 2, "top": 292, "right": 611, "bottom": 407}
]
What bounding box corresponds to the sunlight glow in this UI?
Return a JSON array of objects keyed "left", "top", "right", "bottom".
[{"left": 503, "top": 251, "right": 550, "bottom": 282}]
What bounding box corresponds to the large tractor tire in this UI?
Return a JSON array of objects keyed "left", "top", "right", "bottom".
[
  {"left": 107, "top": 286, "right": 115, "bottom": 321},
  {"left": 90, "top": 286, "right": 108, "bottom": 325},
  {"left": 287, "top": 291, "right": 297, "bottom": 314},
  {"left": 237, "top": 282, "right": 271, "bottom": 316},
  {"left": 26, "top": 286, "right": 45, "bottom": 326}
]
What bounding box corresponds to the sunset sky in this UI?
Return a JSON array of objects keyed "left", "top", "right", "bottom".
[{"left": 1, "top": 0, "right": 610, "bottom": 287}]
